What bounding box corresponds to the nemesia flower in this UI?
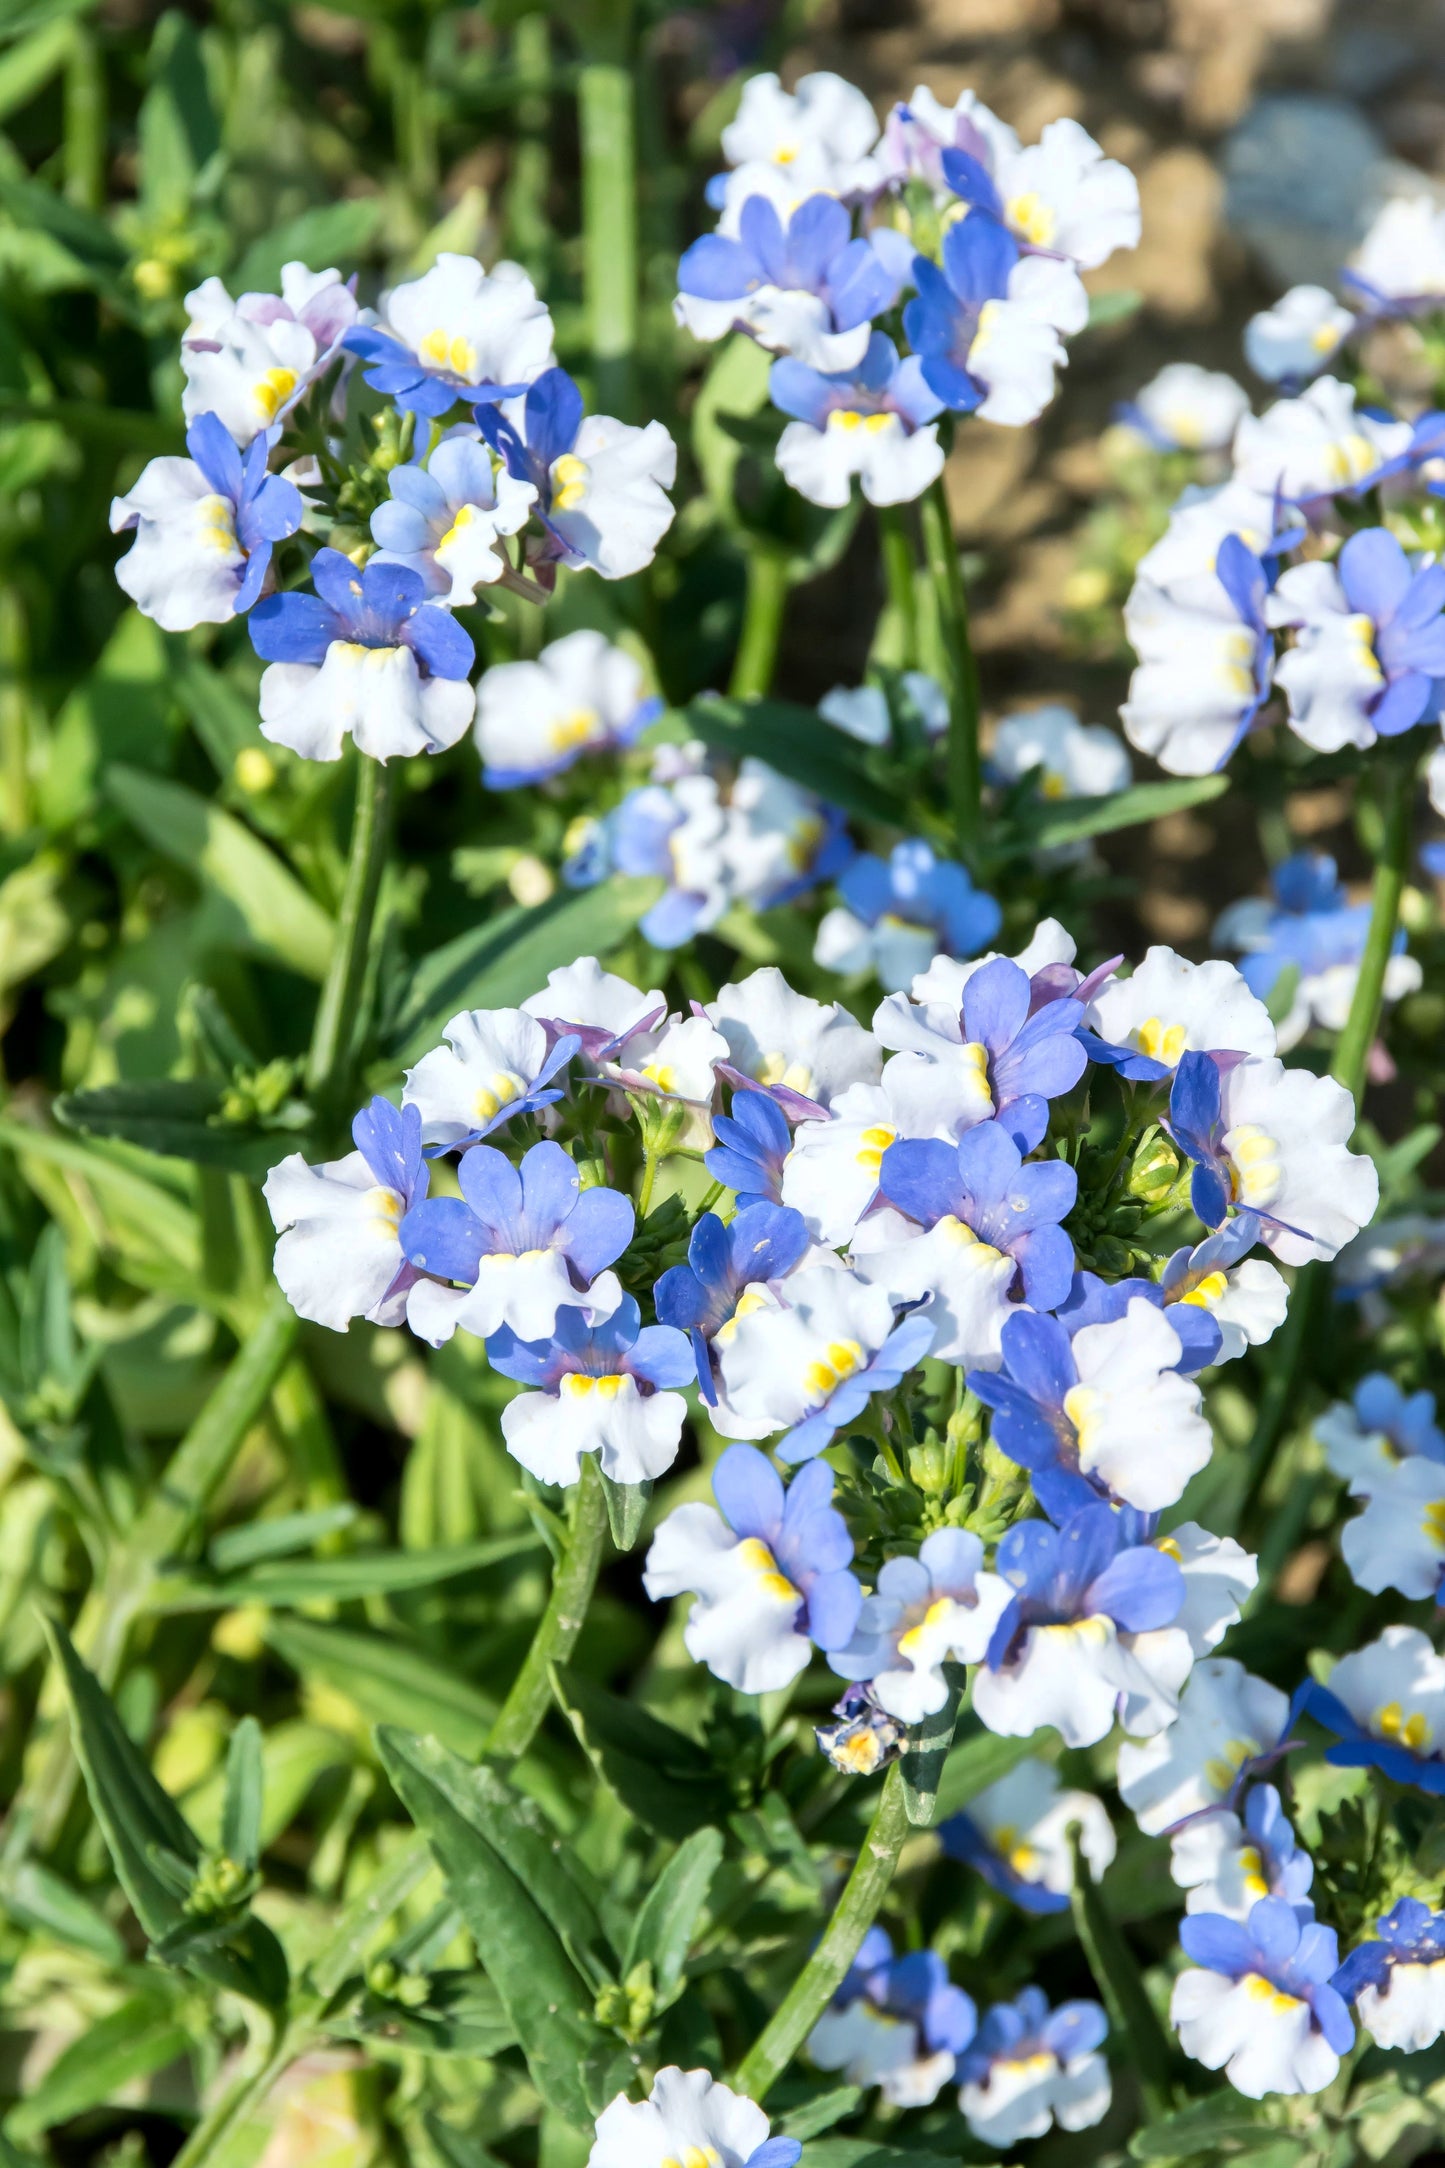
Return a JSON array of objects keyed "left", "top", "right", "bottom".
[
  {"left": 368, "top": 433, "right": 536, "bottom": 604},
  {"left": 1268, "top": 528, "right": 1445, "bottom": 753},
  {"left": 1342, "top": 1454, "right": 1445, "bottom": 1600},
  {"left": 707, "top": 967, "right": 882, "bottom": 1119},
  {"left": 830, "top": 1528, "right": 1013, "bottom": 1721},
  {"left": 397, "top": 1139, "right": 633, "bottom": 1345},
  {"left": 1155, "top": 1217, "right": 1290, "bottom": 1366},
  {"left": 1343, "top": 194, "right": 1445, "bottom": 319},
  {"left": 1119, "top": 363, "right": 1250, "bottom": 454},
  {"left": 872, "top": 953, "right": 1087, "bottom": 1152},
  {"left": 587, "top": 2066, "right": 800, "bottom": 2168},
  {"left": 570, "top": 771, "right": 733, "bottom": 948},
  {"left": 1170, "top": 1785, "right": 1315, "bottom": 1920},
  {"left": 522, "top": 957, "right": 665, "bottom": 1067},
  {"left": 809, "top": 1929, "right": 977, "bottom": 2108},
  {"left": 474, "top": 629, "right": 661, "bottom": 790},
  {"left": 814, "top": 839, "right": 1002, "bottom": 992},
  {"left": 1117, "top": 1659, "right": 1292, "bottom": 1835},
  {"left": 344, "top": 254, "right": 554, "bottom": 417},
  {"left": 1316, "top": 1372, "right": 1445, "bottom": 1494},
  {"left": 181, "top": 262, "right": 357, "bottom": 445},
  {"left": 989, "top": 704, "right": 1132, "bottom": 799},
  {"left": 110, "top": 412, "right": 303, "bottom": 631},
  {"left": 705, "top": 1089, "right": 792, "bottom": 1208},
  {"left": 770, "top": 332, "right": 945, "bottom": 508},
  {"left": 477, "top": 366, "right": 677, "bottom": 579},
  {"left": 1172, "top": 1899, "right": 1352, "bottom": 2098},
  {"left": 1083, "top": 944, "right": 1276, "bottom": 1082},
  {"left": 642, "top": 1445, "right": 861, "bottom": 1694},
  {"left": 1306, "top": 1627, "right": 1445, "bottom": 1795},
  {"left": 676, "top": 191, "right": 900, "bottom": 372},
  {"left": 264, "top": 1098, "right": 427, "bottom": 1332},
  {"left": 723, "top": 759, "right": 854, "bottom": 913},
  {"left": 939, "top": 113, "right": 1140, "bottom": 271},
  {"left": 956, "top": 1988, "right": 1111, "bottom": 2146},
  {"left": 487, "top": 1295, "right": 694, "bottom": 1487},
  {"left": 1244, "top": 285, "right": 1353, "bottom": 385},
  {"left": 819, "top": 672, "right": 948, "bottom": 746},
  {"left": 939, "top": 1756, "right": 1116, "bottom": 1914},
  {"left": 781, "top": 1055, "right": 1002, "bottom": 1249},
  {"left": 1133, "top": 476, "right": 1292, "bottom": 605},
  {"left": 854, "top": 1122, "right": 1077, "bottom": 1368},
  {"left": 654, "top": 1205, "right": 813, "bottom": 1398},
  {"left": 713, "top": 1262, "right": 934, "bottom": 1460},
  {"left": 717, "top": 70, "right": 882, "bottom": 211},
  {"left": 1120, "top": 535, "right": 1276, "bottom": 777},
  {"left": 1216, "top": 851, "right": 1422, "bottom": 1053},
  {"left": 873, "top": 83, "right": 1016, "bottom": 196},
  {"left": 1167, "top": 1050, "right": 1379, "bottom": 1266},
  {"left": 249, "top": 547, "right": 475, "bottom": 762},
  {"left": 905, "top": 918, "right": 1080, "bottom": 1008},
  {"left": 1333, "top": 1898, "right": 1445, "bottom": 2053},
  {"left": 1056, "top": 1264, "right": 1221, "bottom": 1376},
  {"left": 968, "top": 1299, "right": 1211, "bottom": 1517},
  {"left": 903, "top": 213, "right": 1087, "bottom": 426},
  {"left": 402, "top": 1006, "right": 580, "bottom": 1150},
  {"left": 1232, "top": 376, "right": 1411, "bottom": 514}
]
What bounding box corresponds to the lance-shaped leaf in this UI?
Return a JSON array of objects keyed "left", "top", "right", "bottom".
[
  {"left": 553, "top": 1664, "right": 733, "bottom": 1839},
  {"left": 376, "top": 1728, "right": 617, "bottom": 2130},
  {"left": 6, "top": 1995, "right": 193, "bottom": 2142},
  {"left": 900, "top": 1660, "right": 967, "bottom": 1828},
  {"left": 624, "top": 1825, "right": 722, "bottom": 2008},
  {"left": 336, "top": 1971, "right": 518, "bottom": 2061},
  {"left": 601, "top": 1472, "right": 651, "bottom": 1553},
  {"left": 221, "top": 1715, "right": 262, "bottom": 1873},
  {"left": 1010, "top": 773, "right": 1229, "bottom": 852},
  {"left": 55, "top": 1077, "right": 310, "bottom": 1176}
]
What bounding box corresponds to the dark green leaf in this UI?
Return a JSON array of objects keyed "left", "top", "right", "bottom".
[
  {"left": 0, "top": 1858, "right": 125, "bottom": 1963},
  {"left": 265, "top": 1617, "right": 497, "bottom": 1753},
  {"left": 553, "top": 1664, "right": 732, "bottom": 1839},
  {"left": 6, "top": 1996, "right": 191, "bottom": 2140},
  {"left": 0, "top": 174, "right": 127, "bottom": 302},
  {"left": 221, "top": 1715, "right": 262, "bottom": 1872},
  {"left": 780, "top": 2089, "right": 863, "bottom": 2141},
  {"left": 55, "top": 1078, "right": 309, "bottom": 1176},
  {"left": 422, "top": 2112, "right": 507, "bottom": 2168},
  {"left": 679, "top": 694, "right": 910, "bottom": 830},
  {"left": 340, "top": 1970, "right": 518, "bottom": 2060},
  {"left": 234, "top": 200, "right": 383, "bottom": 293},
  {"left": 1015, "top": 773, "right": 1229, "bottom": 851},
  {"left": 601, "top": 1472, "right": 651, "bottom": 1552},
  {"left": 900, "top": 1662, "right": 966, "bottom": 1828},
  {"left": 800, "top": 2145, "right": 958, "bottom": 2167},
  {"left": 375, "top": 1728, "right": 613, "bottom": 2131},
  {"left": 172, "top": 656, "right": 269, "bottom": 776},
  {"left": 625, "top": 1825, "right": 722, "bottom": 2004},
  {"left": 163, "top": 1531, "right": 543, "bottom": 1610},
  {"left": 139, "top": 12, "right": 219, "bottom": 219},
  {"left": 1129, "top": 2095, "right": 1296, "bottom": 2161}
]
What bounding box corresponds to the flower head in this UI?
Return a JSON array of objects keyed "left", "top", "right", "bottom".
[
  {"left": 705, "top": 1089, "right": 792, "bottom": 1208},
  {"left": 716, "top": 70, "right": 881, "bottom": 212},
  {"left": 1120, "top": 363, "right": 1250, "bottom": 454},
  {"left": 781, "top": 1057, "right": 1001, "bottom": 1250},
  {"left": 1233, "top": 377, "right": 1412, "bottom": 515},
  {"left": 110, "top": 412, "right": 303, "bottom": 631},
  {"left": 676, "top": 191, "right": 899, "bottom": 372},
  {"left": 1121, "top": 535, "right": 1276, "bottom": 777},
  {"left": 476, "top": 367, "right": 676, "bottom": 579},
  {"left": 903, "top": 213, "right": 1086, "bottom": 425},
  {"left": 1170, "top": 1785, "right": 1314, "bottom": 1920},
  {"left": 769, "top": 332, "right": 945, "bottom": 508},
  {"left": 938, "top": 112, "right": 1140, "bottom": 271},
  {"left": 368, "top": 433, "right": 536, "bottom": 604},
  {"left": 402, "top": 1006, "right": 579, "bottom": 1152},
  {"left": 939, "top": 1756, "right": 1116, "bottom": 1914},
  {"left": 487, "top": 1294, "right": 694, "bottom": 1488},
  {"left": 643, "top": 1445, "right": 861, "bottom": 1694},
  {"left": 1318, "top": 1372, "right": 1445, "bottom": 1494},
  {"left": 654, "top": 1204, "right": 813, "bottom": 1400},
  {"left": 474, "top": 630, "right": 661, "bottom": 789},
  {"left": 956, "top": 1987, "right": 1111, "bottom": 2147},
  {"left": 1117, "top": 1658, "right": 1293, "bottom": 1835},
  {"left": 814, "top": 839, "right": 1001, "bottom": 993},
  {"left": 588, "top": 2066, "right": 799, "bottom": 2168},
  {"left": 1217, "top": 851, "right": 1420, "bottom": 1053},
  {"left": 874, "top": 952, "right": 1087, "bottom": 1152},
  {"left": 1343, "top": 194, "right": 1445, "bottom": 319},
  {"left": 1155, "top": 1215, "right": 1290, "bottom": 1366},
  {"left": 344, "top": 254, "right": 554, "bottom": 417},
  {"left": 809, "top": 1928, "right": 977, "bottom": 2108},
  {"left": 1333, "top": 1897, "right": 1445, "bottom": 2053},
  {"left": 1244, "top": 285, "right": 1353, "bottom": 386},
  {"left": 1172, "top": 1898, "right": 1352, "bottom": 2098},
  {"left": 1269, "top": 528, "right": 1445, "bottom": 753},
  {"left": 707, "top": 968, "right": 881, "bottom": 1120},
  {"left": 182, "top": 263, "right": 357, "bottom": 444},
  {"left": 1083, "top": 945, "right": 1277, "bottom": 1083},
  {"left": 1306, "top": 1626, "right": 1445, "bottom": 1795},
  {"left": 830, "top": 1527, "right": 1013, "bottom": 1722},
  {"left": 264, "top": 1097, "right": 427, "bottom": 1333},
  {"left": 989, "top": 703, "right": 1132, "bottom": 799}
]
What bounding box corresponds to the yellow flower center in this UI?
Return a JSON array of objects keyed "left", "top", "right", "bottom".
[
  {"left": 1063, "top": 1382, "right": 1103, "bottom": 1464},
  {"left": 1375, "top": 1701, "right": 1431, "bottom": 1750},
  {"left": 1226, "top": 1124, "right": 1282, "bottom": 1210},
  {"left": 854, "top": 1123, "right": 897, "bottom": 1176},
  {"left": 549, "top": 706, "right": 602, "bottom": 754},
  {"left": 1244, "top": 1973, "right": 1303, "bottom": 2015},
  {"left": 1323, "top": 433, "right": 1380, "bottom": 487},
  {"left": 961, "top": 1040, "right": 994, "bottom": 1104},
  {"left": 897, "top": 1596, "right": 955, "bottom": 1660},
  {"left": 253, "top": 367, "right": 298, "bottom": 422},
  {"left": 715, "top": 1283, "right": 772, "bottom": 1348},
  {"left": 804, "top": 1338, "right": 865, "bottom": 1403},
  {"left": 559, "top": 1373, "right": 625, "bottom": 1400},
  {"left": 1239, "top": 1843, "right": 1269, "bottom": 1901},
  {"left": 827, "top": 408, "right": 892, "bottom": 434},
  {"left": 1180, "top": 1269, "right": 1229, "bottom": 1310},
  {"left": 1423, "top": 1500, "right": 1445, "bottom": 1551},
  {"left": 370, "top": 1187, "right": 404, "bottom": 1238},
  {"left": 1006, "top": 190, "right": 1056, "bottom": 246},
  {"left": 436, "top": 502, "right": 479, "bottom": 557},
  {"left": 551, "top": 452, "right": 589, "bottom": 511},
  {"left": 640, "top": 1059, "right": 678, "bottom": 1093},
  {"left": 1343, "top": 611, "right": 1386, "bottom": 687},
  {"left": 662, "top": 2150, "right": 722, "bottom": 2168},
  {"left": 1203, "top": 1736, "right": 1261, "bottom": 1795},
  {"left": 758, "top": 1052, "right": 814, "bottom": 1095},
  {"left": 420, "top": 329, "right": 478, "bottom": 378},
  {"left": 935, "top": 1216, "right": 1005, "bottom": 1270},
  {"left": 735, "top": 1535, "right": 799, "bottom": 1603},
  {"left": 1155, "top": 1535, "right": 1183, "bottom": 1560},
  {"left": 473, "top": 1071, "right": 526, "bottom": 1124},
  {"left": 1219, "top": 625, "right": 1262, "bottom": 699},
  {"left": 1135, "top": 1016, "right": 1187, "bottom": 1065},
  {"left": 196, "top": 492, "right": 239, "bottom": 555}
]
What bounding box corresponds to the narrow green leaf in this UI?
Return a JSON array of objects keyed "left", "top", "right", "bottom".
[
  {"left": 422, "top": 2111, "right": 507, "bottom": 2168},
  {"left": 376, "top": 1728, "right": 613, "bottom": 2131},
  {"left": 0, "top": 19, "right": 74, "bottom": 123},
  {"left": 601, "top": 1472, "right": 650, "bottom": 1552},
  {"left": 6, "top": 1998, "right": 191, "bottom": 2140},
  {"left": 221, "top": 1716, "right": 262, "bottom": 1872},
  {"left": 105, "top": 764, "right": 334, "bottom": 980},
  {"left": 234, "top": 200, "right": 383, "bottom": 294},
  {"left": 1016, "top": 773, "right": 1229, "bottom": 850},
  {"left": 210, "top": 1502, "right": 358, "bottom": 1570},
  {"left": 162, "top": 1531, "right": 542, "bottom": 1611},
  {"left": 553, "top": 1664, "right": 732, "bottom": 1839},
  {"left": 55, "top": 1077, "right": 310, "bottom": 1176},
  {"left": 900, "top": 1661, "right": 966, "bottom": 1827},
  {"left": 680, "top": 694, "right": 911, "bottom": 830},
  {"left": 0, "top": 1858, "right": 125, "bottom": 1964},
  {"left": 138, "top": 12, "right": 219, "bottom": 220},
  {"left": 625, "top": 1825, "right": 722, "bottom": 2005},
  {"left": 265, "top": 1617, "right": 498, "bottom": 1753},
  {"left": 779, "top": 2089, "right": 863, "bottom": 2141},
  {"left": 800, "top": 2144, "right": 957, "bottom": 2168},
  {"left": 1129, "top": 2095, "right": 1294, "bottom": 2161}
]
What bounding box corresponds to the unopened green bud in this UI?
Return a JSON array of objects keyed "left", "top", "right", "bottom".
[
  {"left": 186, "top": 1851, "right": 254, "bottom": 1916},
  {"left": 908, "top": 1442, "right": 948, "bottom": 1497},
  {"left": 1128, "top": 1130, "right": 1182, "bottom": 1206}
]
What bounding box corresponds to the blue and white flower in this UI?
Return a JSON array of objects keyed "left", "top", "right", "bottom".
[
  {"left": 956, "top": 1988, "right": 1111, "bottom": 2146},
  {"left": 1132, "top": 476, "right": 1290, "bottom": 604},
  {"left": 264, "top": 1097, "right": 427, "bottom": 1332},
  {"left": 969, "top": 1300, "right": 1212, "bottom": 1516},
  {"left": 1172, "top": 1899, "right": 1352, "bottom": 2098},
  {"left": 814, "top": 839, "right": 1002, "bottom": 992},
  {"left": 1268, "top": 528, "right": 1445, "bottom": 754},
  {"left": 181, "top": 263, "right": 357, "bottom": 445},
  {"left": 715, "top": 70, "right": 882, "bottom": 214},
  {"left": 1155, "top": 1218, "right": 1289, "bottom": 1366},
  {"left": 1306, "top": 1627, "right": 1445, "bottom": 1795},
  {"left": 713, "top": 1263, "right": 934, "bottom": 1460},
  {"left": 487, "top": 1295, "right": 694, "bottom": 1487},
  {"left": 1120, "top": 363, "right": 1250, "bottom": 455},
  {"left": 249, "top": 547, "right": 475, "bottom": 762},
  {"left": 903, "top": 213, "right": 1087, "bottom": 426},
  {"left": 643, "top": 1445, "right": 862, "bottom": 1694},
  {"left": 655, "top": 1205, "right": 813, "bottom": 1399},
  {"left": 724, "top": 759, "right": 854, "bottom": 914},
  {"left": 1170, "top": 1785, "right": 1315, "bottom": 1921},
  {"left": 1121, "top": 534, "right": 1276, "bottom": 777},
  {"left": 401, "top": 1007, "right": 579, "bottom": 1151},
  {"left": 853, "top": 1123, "right": 1077, "bottom": 1369},
  {"left": 523, "top": 957, "right": 666, "bottom": 1069},
  {"left": 939, "top": 1756, "right": 1116, "bottom": 1914},
  {"left": 829, "top": 1528, "right": 1013, "bottom": 1722},
  {"left": 676, "top": 191, "right": 899, "bottom": 371},
  {"left": 344, "top": 253, "right": 554, "bottom": 418},
  {"left": 1116, "top": 1657, "right": 1291, "bottom": 1835},
  {"left": 770, "top": 332, "right": 945, "bottom": 507},
  {"left": 707, "top": 967, "right": 882, "bottom": 1119},
  {"left": 1167, "top": 1049, "right": 1380, "bottom": 1266},
  {"left": 872, "top": 953, "right": 1087, "bottom": 1153},
  {"left": 1244, "top": 285, "right": 1353, "bottom": 386},
  {"left": 110, "top": 412, "right": 303, "bottom": 631},
  {"left": 569, "top": 770, "right": 734, "bottom": 948},
  {"left": 1342, "top": 1454, "right": 1445, "bottom": 1603},
  {"left": 1083, "top": 944, "right": 1277, "bottom": 1082},
  {"left": 809, "top": 1929, "right": 977, "bottom": 2108},
  {"left": 588, "top": 2066, "right": 800, "bottom": 2168},
  {"left": 1217, "top": 851, "right": 1422, "bottom": 1052},
  {"left": 938, "top": 111, "right": 1140, "bottom": 272},
  {"left": 1343, "top": 194, "right": 1445, "bottom": 321},
  {"left": 1334, "top": 1898, "right": 1445, "bottom": 2053},
  {"left": 397, "top": 1139, "right": 632, "bottom": 1346},
  {"left": 368, "top": 432, "right": 536, "bottom": 603},
  {"left": 1232, "top": 376, "right": 1411, "bottom": 514},
  {"left": 989, "top": 703, "right": 1132, "bottom": 800},
  {"left": 874, "top": 84, "right": 1016, "bottom": 197},
  {"left": 477, "top": 366, "right": 676, "bottom": 579},
  {"left": 474, "top": 630, "right": 661, "bottom": 789},
  {"left": 905, "top": 917, "right": 1081, "bottom": 1009},
  {"left": 705, "top": 1089, "right": 792, "bottom": 1209},
  {"left": 1316, "top": 1372, "right": 1445, "bottom": 1494}
]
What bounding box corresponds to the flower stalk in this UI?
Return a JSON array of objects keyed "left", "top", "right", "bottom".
[
  {"left": 305, "top": 752, "right": 394, "bottom": 1118},
  {"left": 919, "top": 473, "right": 981, "bottom": 861},
  {"left": 485, "top": 1451, "right": 610, "bottom": 1760}
]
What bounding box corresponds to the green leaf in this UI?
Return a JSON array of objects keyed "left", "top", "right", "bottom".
[
  {"left": 779, "top": 2090, "right": 863, "bottom": 2141},
  {"left": 55, "top": 1078, "right": 310, "bottom": 1176},
  {"left": 900, "top": 1661, "right": 966, "bottom": 1827},
  {"left": 691, "top": 331, "right": 772, "bottom": 522},
  {"left": 679, "top": 694, "right": 910, "bottom": 831},
  {"left": 0, "top": 174, "right": 127, "bottom": 302},
  {"left": 340, "top": 1970, "right": 518, "bottom": 2060},
  {"left": 800, "top": 2145, "right": 958, "bottom": 2167},
  {"left": 6, "top": 1995, "right": 191, "bottom": 2140},
  {"left": 422, "top": 2112, "right": 507, "bottom": 2168},
  {"left": 601, "top": 1472, "right": 650, "bottom": 1552},
  {"left": 105, "top": 764, "right": 334, "bottom": 980},
  {"left": 234, "top": 199, "right": 383, "bottom": 294},
  {"left": 1015, "top": 773, "right": 1229, "bottom": 851},
  {"left": 172, "top": 656, "right": 269, "bottom": 777},
  {"left": 625, "top": 1825, "right": 722, "bottom": 2005},
  {"left": 1129, "top": 2095, "right": 1296, "bottom": 2161},
  {"left": 375, "top": 1728, "right": 615, "bottom": 2131},
  {"left": 139, "top": 12, "right": 220, "bottom": 220},
  {"left": 185, "top": 1719, "right": 355, "bottom": 1854},
  {"left": 162, "top": 1531, "right": 543, "bottom": 1610},
  {"left": 0, "top": 1857, "right": 125, "bottom": 1963},
  {"left": 932, "top": 1722, "right": 1044, "bottom": 1824},
  {"left": 553, "top": 1664, "right": 732, "bottom": 1839},
  {"left": 0, "top": 19, "right": 75, "bottom": 125},
  {"left": 265, "top": 1617, "right": 498, "bottom": 1754},
  {"left": 391, "top": 879, "right": 659, "bottom": 1063},
  {"left": 1087, "top": 287, "right": 1142, "bottom": 328},
  {"left": 221, "top": 1715, "right": 262, "bottom": 1872},
  {"left": 210, "top": 1502, "right": 359, "bottom": 1570}
]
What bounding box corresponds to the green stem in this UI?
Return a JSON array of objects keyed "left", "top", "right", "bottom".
[
  {"left": 305, "top": 754, "right": 393, "bottom": 1114},
  {"left": 919, "top": 474, "right": 981, "bottom": 862},
  {"left": 637, "top": 1143, "right": 662, "bottom": 1222},
  {"left": 729, "top": 545, "right": 788, "bottom": 699},
  {"left": 734, "top": 1761, "right": 910, "bottom": 2104},
  {"left": 63, "top": 24, "right": 105, "bottom": 213},
  {"left": 1330, "top": 748, "right": 1417, "bottom": 1105},
  {"left": 876, "top": 504, "right": 918, "bottom": 670},
  {"left": 577, "top": 31, "right": 637, "bottom": 420},
  {"left": 170, "top": 2017, "right": 300, "bottom": 2168},
  {"left": 1069, "top": 1832, "right": 1175, "bottom": 2119},
  {"left": 485, "top": 1453, "right": 609, "bottom": 1760}
]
